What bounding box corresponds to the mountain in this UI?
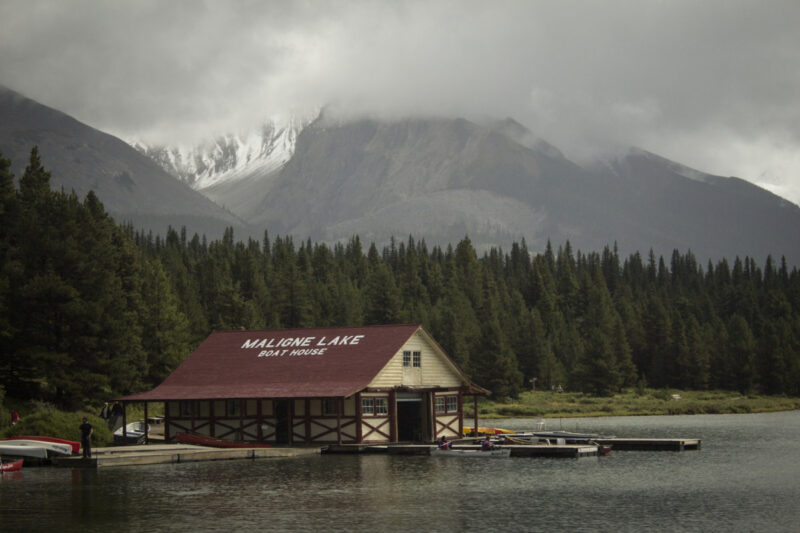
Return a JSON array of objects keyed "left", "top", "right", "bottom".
[
  {"left": 0, "top": 86, "right": 244, "bottom": 239},
  {"left": 5, "top": 86, "right": 799, "bottom": 264}
]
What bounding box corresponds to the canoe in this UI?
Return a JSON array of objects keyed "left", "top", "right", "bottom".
[
  {"left": 2, "top": 439, "right": 73, "bottom": 456},
  {"left": 2, "top": 436, "right": 80, "bottom": 454},
  {"left": 463, "top": 426, "right": 514, "bottom": 436},
  {"left": 176, "top": 433, "right": 272, "bottom": 448},
  {"left": 0, "top": 444, "right": 48, "bottom": 459},
  {"left": 430, "top": 448, "right": 510, "bottom": 458},
  {"left": 0, "top": 459, "right": 24, "bottom": 472}
]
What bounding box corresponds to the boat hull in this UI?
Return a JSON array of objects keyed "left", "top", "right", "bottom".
[
  {"left": 431, "top": 448, "right": 510, "bottom": 458},
  {"left": 0, "top": 459, "right": 24, "bottom": 472},
  {"left": 2, "top": 439, "right": 73, "bottom": 456},
  {"left": 2, "top": 436, "right": 80, "bottom": 454},
  {"left": 0, "top": 444, "right": 48, "bottom": 459}
]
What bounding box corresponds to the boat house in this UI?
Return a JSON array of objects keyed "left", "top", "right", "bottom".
[{"left": 117, "top": 324, "right": 488, "bottom": 445}]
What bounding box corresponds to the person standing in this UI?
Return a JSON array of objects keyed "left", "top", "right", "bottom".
[{"left": 79, "top": 417, "right": 93, "bottom": 459}]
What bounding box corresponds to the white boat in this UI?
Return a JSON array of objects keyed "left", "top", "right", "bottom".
[
  {"left": 431, "top": 447, "right": 511, "bottom": 458},
  {"left": 0, "top": 444, "right": 49, "bottom": 459},
  {"left": 113, "top": 421, "right": 150, "bottom": 443},
  {"left": 5, "top": 439, "right": 73, "bottom": 456}
]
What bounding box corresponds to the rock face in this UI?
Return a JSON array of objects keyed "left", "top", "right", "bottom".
[
  {"left": 0, "top": 86, "right": 244, "bottom": 239},
  {"left": 4, "top": 85, "right": 799, "bottom": 264}
]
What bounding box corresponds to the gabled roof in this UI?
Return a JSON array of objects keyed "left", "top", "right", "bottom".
[{"left": 118, "top": 324, "right": 481, "bottom": 401}]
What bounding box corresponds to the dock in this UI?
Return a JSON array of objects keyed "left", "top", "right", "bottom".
[
  {"left": 323, "top": 443, "right": 602, "bottom": 458},
  {"left": 52, "top": 443, "right": 320, "bottom": 468},
  {"left": 594, "top": 437, "right": 701, "bottom": 451}
]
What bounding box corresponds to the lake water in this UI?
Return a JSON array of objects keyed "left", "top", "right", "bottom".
[{"left": 2, "top": 411, "right": 799, "bottom": 532}]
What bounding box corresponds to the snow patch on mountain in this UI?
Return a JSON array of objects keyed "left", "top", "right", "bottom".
[{"left": 132, "top": 113, "right": 312, "bottom": 190}]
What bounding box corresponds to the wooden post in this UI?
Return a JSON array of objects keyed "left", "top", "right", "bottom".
[
  {"left": 337, "top": 398, "right": 343, "bottom": 444},
  {"left": 355, "top": 392, "right": 363, "bottom": 444},
  {"left": 122, "top": 402, "right": 128, "bottom": 440},
  {"left": 164, "top": 401, "right": 171, "bottom": 443},
  {"left": 457, "top": 391, "right": 463, "bottom": 437},
  {"left": 144, "top": 402, "right": 149, "bottom": 445},
  {"left": 389, "top": 390, "right": 397, "bottom": 442},
  {"left": 473, "top": 396, "right": 478, "bottom": 436}
]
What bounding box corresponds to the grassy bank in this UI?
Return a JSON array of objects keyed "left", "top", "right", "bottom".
[{"left": 468, "top": 389, "right": 800, "bottom": 419}]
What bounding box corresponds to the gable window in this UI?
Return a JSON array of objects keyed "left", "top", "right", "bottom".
[
  {"left": 403, "top": 350, "right": 411, "bottom": 367},
  {"left": 323, "top": 399, "right": 339, "bottom": 416},
  {"left": 413, "top": 351, "right": 421, "bottom": 367}
]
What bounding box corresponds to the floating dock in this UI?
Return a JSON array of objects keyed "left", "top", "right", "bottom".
[
  {"left": 52, "top": 443, "right": 319, "bottom": 468},
  {"left": 594, "top": 437, "right": 701, "bottom": 451},
  {"left": 323, "top": 443, "right": 601, "bottom": 458}
]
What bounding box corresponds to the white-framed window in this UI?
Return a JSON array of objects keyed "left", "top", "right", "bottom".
[
  {"left": 435, "top": 397, "right": 446, "bottom": 414},
  {"left": 436, "top": 395, "right": 459, "bottom": 414},
  {"left": 375, "top": 398, "right": 388, "bottom": 415},
  {"left": 361, "top": 398, "right": 374, "bottom": 415},
  {"left": 446, "top": 396, "right": 458, "bottom": 412},
  {"left": 413, "top": 351, "right": 421, "bottom": 367},
  {"left": 403, "top": 350, "right": 411, "bottom": 367},
  {"left": 323, "top": 399, "right": 339, "bottom": 416},
  {"left": 361, "top": 397, "right": 389, "bottom": 416}
]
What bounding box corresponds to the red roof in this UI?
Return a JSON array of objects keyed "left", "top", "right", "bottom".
[{"left": 119, "top": 324, "right": 445, "bottom": 401}]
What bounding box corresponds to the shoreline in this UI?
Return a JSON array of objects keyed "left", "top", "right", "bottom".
[{"left": 466, "top": 389, "right": 800, "bottom": 419}]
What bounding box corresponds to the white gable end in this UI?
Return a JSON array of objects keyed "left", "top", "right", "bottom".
[{"left": 368, "top": 330, "right": 464, "bottom": 388}]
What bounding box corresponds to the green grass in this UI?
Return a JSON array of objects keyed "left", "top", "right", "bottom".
[{"left": 468, "top": 389, "right": 800, "bottom": 418}]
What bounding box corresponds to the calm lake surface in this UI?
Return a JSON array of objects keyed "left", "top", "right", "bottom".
[{"left": 2, "top": 411, "right": 800, "bottom": 532}]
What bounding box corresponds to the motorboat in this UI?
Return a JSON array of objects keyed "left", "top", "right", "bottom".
[
  {"left": 430, "top": 447, "right": 510, "bottom": 458},
  {"left": 113, "top": 421, "right": 150, "bottom": 444}
]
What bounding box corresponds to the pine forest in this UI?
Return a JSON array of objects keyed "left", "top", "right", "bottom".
[{"left": 2, "top": 148, "right": 800, "bottom": 410}]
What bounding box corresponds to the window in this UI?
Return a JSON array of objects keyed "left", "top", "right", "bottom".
[
  {"left": 323, "top": 399, "right": 339, "bottom": 416},
  {"left": 226, "top": 399, "right": 240, "bottom": 417},
  {"left": 413, "top": 351, "right": 421, "bottom": 367},
  {"left": 403, "top": 350, "right": 411, "bottom": 367},
  {"left": 179, "top": 400, "right": 193, "bottom": 417},
  {"left": 375, "top": 398, "right": 388, "bottom": 415},
  {"left": 361, "top": 398, "right": 374, "bottom": 415},
  {"left": 446, "top": 396, "right": 458, "bottom": 412},
  {"left": 435, "top": 397, "right": 446, "bottom": 414},
  {"left": 361, "top": 397, "right": 388, "bottom": 416},
  {"left": 436, "top": 395, "right": 459, "bottom": 414}
]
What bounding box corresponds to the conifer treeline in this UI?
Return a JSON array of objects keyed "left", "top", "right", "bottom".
[{"left": 2, "top": 148, "right": 800, "bottom": 409}]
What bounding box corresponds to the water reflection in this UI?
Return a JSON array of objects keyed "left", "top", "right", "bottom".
[{"left": 1, "top": 411, "right": 799, "bottom": 532}]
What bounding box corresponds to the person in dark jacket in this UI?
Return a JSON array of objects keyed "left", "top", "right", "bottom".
[{"left": 79, "top": 417, "right": 93, "bottom": 458}]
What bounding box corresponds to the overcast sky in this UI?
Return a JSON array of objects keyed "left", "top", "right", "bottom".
[{"left": 2, "top": 0, "right": 799, "bottom": 204}]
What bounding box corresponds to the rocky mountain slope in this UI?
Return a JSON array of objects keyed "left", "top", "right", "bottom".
[{"left": 0, "top": 86, "right": 244, "bottom": 239}]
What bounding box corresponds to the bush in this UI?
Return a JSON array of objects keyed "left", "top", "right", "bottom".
[{"left": 0, "top": 405, "right": 113, "bottom": 447}]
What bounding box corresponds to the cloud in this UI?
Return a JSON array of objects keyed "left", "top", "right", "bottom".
[{"left": 2, "top": 0, "right": 799, "bottom": 204}]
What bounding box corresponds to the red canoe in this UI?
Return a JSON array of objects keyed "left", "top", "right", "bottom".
[
  {"left": 2, "top": 436, "right": 80, "bottom": 454},
  {"left": 0, "top": 459, "right": 24, "bottom": 472},
  {"left": 176, "top": 433, "right": 272, "bottom": 448}
]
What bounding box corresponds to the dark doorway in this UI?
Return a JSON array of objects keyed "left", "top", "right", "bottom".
[
  {"left": 397, "top": 400, "right": 424, "bottom": 442},
  {"left": 275, "top": 400, "right": 290, "bottom": 444}
]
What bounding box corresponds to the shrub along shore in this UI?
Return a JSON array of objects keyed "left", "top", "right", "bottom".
[{"left": 469, "top": 389, "right": 800, "bottom": 419}]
